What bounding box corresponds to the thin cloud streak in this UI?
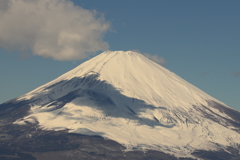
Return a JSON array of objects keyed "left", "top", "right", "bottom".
[
  {"left": 0, "top": 0, "right": 110, "bottom": 61},
  {"left": 130, "top": 50, "right": 167, "bottom": 66},
  {"left": 143, "top": 53, "right": 167, "bottom": 66}
]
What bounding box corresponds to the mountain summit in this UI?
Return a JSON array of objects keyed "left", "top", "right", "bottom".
[{"left": 1, "top": 51, "right": 240, "bottom": 159}]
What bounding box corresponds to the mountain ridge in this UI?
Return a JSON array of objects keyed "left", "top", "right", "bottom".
[
  {"left": 1, "top": 50, "right": 240, "bottom": 159},
  {"left": 17, "top": 51, "right": 224, "bottom": 107}
]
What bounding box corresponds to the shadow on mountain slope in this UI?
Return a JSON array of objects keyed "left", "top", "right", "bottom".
[
  {"left": 2, "top": 73, "right": 240, "bottom": 130},
  {"left": 1, "top": 73, "right": 240, "bottom": 159},
  {"left": 0, "top": 73, "right": 172, "bottom": 128},
  {"left": 193, "top": 100, "right": 240, "bottom": 133}
]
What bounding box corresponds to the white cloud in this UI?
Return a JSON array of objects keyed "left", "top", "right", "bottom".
[
  {"left": 144, "top": 53, "right": 167, "bottom": 66},
  {"left": 0, "top": 0, "right": 110, "bottom": 60}
]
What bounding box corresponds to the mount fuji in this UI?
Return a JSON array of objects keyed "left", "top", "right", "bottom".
[{"left": 1, "top": 51, "right": 240, "bottom": 160}]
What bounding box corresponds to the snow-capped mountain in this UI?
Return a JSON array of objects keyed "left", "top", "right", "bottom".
[{"left": 1, "top": 51, "right": 240, "bottom": 159}]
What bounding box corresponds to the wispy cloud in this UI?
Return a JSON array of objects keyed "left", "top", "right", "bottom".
[
  {"left": 143, "top": 53, "right": 167, "bottom": 66},
  {"left": 129, "top": 50, "right": 167, "bottom": 66},
  {"left": 0, "top": 0, "right": 110, "bottom": 60}
]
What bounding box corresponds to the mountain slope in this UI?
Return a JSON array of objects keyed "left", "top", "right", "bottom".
[{"left": 2, "top": 51, "right": 240, "bottom": 159}]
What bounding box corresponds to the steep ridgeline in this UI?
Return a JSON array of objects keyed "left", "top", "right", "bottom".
[{"left": 2, "top": 51, "right": 240, "bottom": 159}]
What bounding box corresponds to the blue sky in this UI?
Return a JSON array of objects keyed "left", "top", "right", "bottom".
[{"left": 0, "top": 0, "right": 240, "bottom": 111}]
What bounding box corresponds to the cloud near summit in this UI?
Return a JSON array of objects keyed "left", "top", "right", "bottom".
[
  {"left": 143, "top": 53, "right": 167, "bottom": 66},
  {"left": 0, "top": 0, "right": 110, "bottom": 60}
]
